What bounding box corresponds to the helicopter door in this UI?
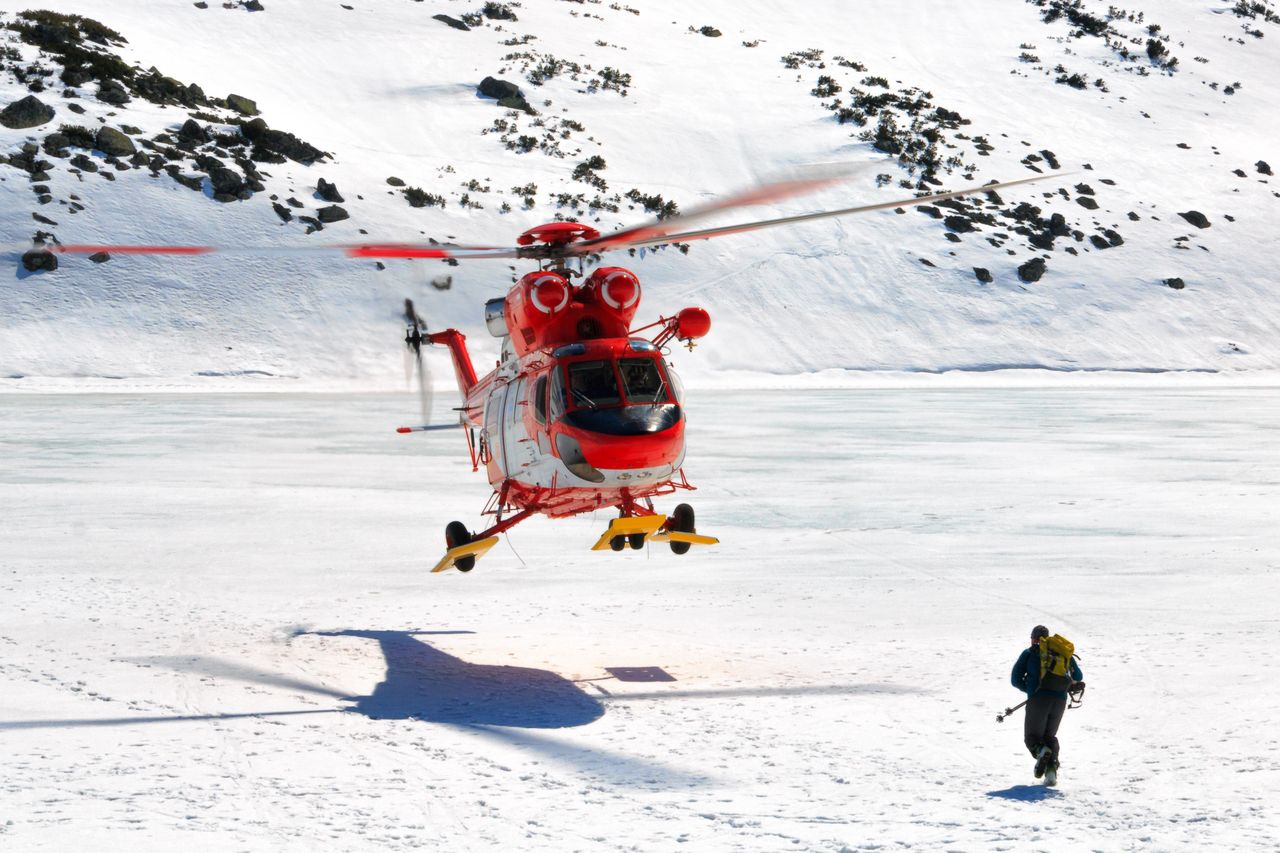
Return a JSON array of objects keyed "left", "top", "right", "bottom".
[
  {"left": 484, "top": 382, "right": 508, "bottom": 477},
  {"left": 504, "top": 377, "right": 538, "bottom": 474}
]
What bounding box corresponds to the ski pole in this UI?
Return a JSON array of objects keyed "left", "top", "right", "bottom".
[{"left": 996, "top": 699, "right": 1027, "bottom": 723}]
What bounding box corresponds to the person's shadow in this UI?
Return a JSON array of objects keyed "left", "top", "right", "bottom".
[
  {"left": 986, "top": 784, "right": 1062, "bottom": 801},
  {"left": 305, "top": 629, "right": 604, "bottom": 728}
]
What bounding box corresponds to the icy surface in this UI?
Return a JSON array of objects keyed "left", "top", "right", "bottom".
[{"left": 2, "top": 388, "right": 1278, "bottom": 849}]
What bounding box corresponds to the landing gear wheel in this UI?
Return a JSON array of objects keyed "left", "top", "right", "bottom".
[
  {"left": 628, "top": 532, "right": 646, "bottom": 550},
  {"left": 445, "top": 520, "right": 476, "bottom": 572},
  {"left": 609, "top": 535, "right": 625, "bottom": 552},
  {"left": 669, "top": 503, "right": 695, "bottom": 555}
]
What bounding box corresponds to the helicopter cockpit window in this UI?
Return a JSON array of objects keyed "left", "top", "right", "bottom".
[
  {"left": 548, "top": 367, "right": 566, "bottom": 422},
  {"left": 568, "top": 360, "right": 621, "bottom": 409},
  {"left": 618, "top": 357, "right": 667, "bottom": 403},
  {"left": 532, "top": 375, "right": 548, "bottom": 425}
]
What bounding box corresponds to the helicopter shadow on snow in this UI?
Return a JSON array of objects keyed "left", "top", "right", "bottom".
[
  {"left": 301, "top": 628, "right": 607, "bottom": 728},
  {"left": 1, "top": 631, "right": 929, "bottom": 730}
]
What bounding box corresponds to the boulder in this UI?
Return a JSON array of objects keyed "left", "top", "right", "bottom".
[
  {"left": 42, "top": 132, "right": 71, "bottom": 157},
  {"left": 241, "top": 119, "right": 325, "bottom": 165},
  {"left": 386, "top": 176, "right": 406, "bottom": 187},
  {"left": 433, "top": 13, "right": 470, "bottom": 30},
  {"left": 1258, "top": 160, "right": 1273, "bottom": 176},
  {"left": 240, "top": 117, "right": 268, "bottom": 140},
  {"left": 70, "top": 153, "right": 99, "bottom": 173},
  {"left": 943, "top": 215, "right": 974, "bottom": 233},
  {"left": 132, "top": 71, "right": 206, "bottom": 107},
  {"left": 1017, "top": 257, "right": 1046, "bottom": 283},
  {"left": 1165, "top": 277, "right": 1185, "bottom": 290},
  {"left": 1178, "top": 210, "right": 1211, "bottom": 229},
  {"left": 479, "top": 77, "right": 535, "bottom": 113},
  {"left": 973, "top": 267, "right": 993, "bottom": 283},
  {"left": 209, "top": 166, "right": 245, "bottom": 196},
  {"left": 1, "top": 95, "right": 55, "bottom": 129},
  {"left": 179, "top": 118, "right": 209, "bottom": 143},
  {"left": 89, "top": 252, "right": 111, "bottom": 263},
  {"left": 96, "top": 126, "right": 136, "bottom": 156},
  {"left": 21, "top": 250, "right": 58, "bottom": 272},
  {"left": 1075, "top": 197, "right": 1099, "bottom": 210},
  {"left": 317, "top": 178, "right": 344, "bottom": 202},
  {"left": 1028, "top": 232, "right": 1054, "bottom": 250},
  {"left": 227, "top": 93, "right": 259, "bottom": 116},
  {"left": 96, "top": 80, "right": 130, "bottom": 105},
  {"left": 272, "top": 202, "right": 292, "bottom": 222},
  {"left": 479, "top": 76, "right": 523, "bottom": 101},
  {"left": 317, "top": 204, "right": 349, "bottom": 223}
]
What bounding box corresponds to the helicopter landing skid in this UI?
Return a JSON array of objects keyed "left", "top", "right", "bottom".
[
  {"left": 650, "top": 530, "right": 720, "bottom": 548},
  {"left": 590, "top": 515, "right": 668, "bottom": 551},
  {"left": 430, "top": 536, "right": 500, "bottom": 573}
]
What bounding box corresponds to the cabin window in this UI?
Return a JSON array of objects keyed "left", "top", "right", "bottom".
[
  {"left": 548, "top": 366, "right": 566, "bottom": 421},
  {"left": 567, "top": 360, "right": 621, "bottom": 409},
  {"left": 618, "top": 357, "right": 667, "bottom": 403},
  {"left": 533, "top": 375, "right": 548, "bottom": 425}
]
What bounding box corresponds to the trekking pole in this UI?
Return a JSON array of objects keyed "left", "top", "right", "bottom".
[{"left": 996, "top": 699, "right": 1027, "bottom": 723}]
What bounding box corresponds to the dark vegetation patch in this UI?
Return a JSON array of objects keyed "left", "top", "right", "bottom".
[
  {"left": 1020, "top": 0, "right": 1183, "bottom": 90},
  {"left": 1, "top": 12, "right": 339, "bottom": 259},
  {"left": 781, "top": 44, "right": 1152, "bottom": 279}
]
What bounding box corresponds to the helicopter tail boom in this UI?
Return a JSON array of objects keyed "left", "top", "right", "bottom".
[{"left": 426, "top": 329, "right": 479, "bottom": 398}]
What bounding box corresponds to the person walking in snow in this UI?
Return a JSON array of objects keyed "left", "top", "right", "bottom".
[{"left": 1011, "top": 624, "right": 1083, "bottom": 784}]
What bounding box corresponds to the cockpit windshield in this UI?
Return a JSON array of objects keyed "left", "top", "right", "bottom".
[
  {"left": 567, "top": 360, "right": 621, "bottom": 409},
  {"left": 558, "top": 355, "right": 680, "bottom": 435},
  {"left": 618, "top": 358, "right": 666, "bottom": 403},
  {"left": 563, "top": 356, "right": 673, "bottom": 410}
]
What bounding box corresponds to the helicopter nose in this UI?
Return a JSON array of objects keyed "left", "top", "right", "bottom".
[{"left": 557, "top": 410, "right": 685, "bottom": 473}]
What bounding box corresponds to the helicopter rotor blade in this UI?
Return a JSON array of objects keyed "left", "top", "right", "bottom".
[
  {"left": 29, "top": 242, "right": 523, "bottom": 260},
  {"left": 19, "top": 167, "right": 1063, "bottom": 263},
  {"left": 575, "top": 173, "right": 1064, "bottom": 252},
  {"left": 575, "top": 162, "right": 871, "bottom": 254}
]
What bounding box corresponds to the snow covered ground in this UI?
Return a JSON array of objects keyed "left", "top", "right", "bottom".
[
  {"left": 3, "top": 0, "right": 1279, "bottom": 848},
  {"left": 3, "top": 387, "right": 1278, "bottom": 850}
]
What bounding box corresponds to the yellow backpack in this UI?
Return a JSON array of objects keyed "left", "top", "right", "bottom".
[{"left": 1038, "top": 634, "right": 1077, "bottom": 692}]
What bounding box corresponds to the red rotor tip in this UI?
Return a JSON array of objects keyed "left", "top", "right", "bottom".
[{"left": 396, "top": 427, "right": 413, "bottom": 434}]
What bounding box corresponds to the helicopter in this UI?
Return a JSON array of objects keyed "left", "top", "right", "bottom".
[{"left": 35, "top": 166, "right": 1051, "bottom": 573}]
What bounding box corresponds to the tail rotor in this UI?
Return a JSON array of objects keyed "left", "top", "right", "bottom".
[{"left": 404, "top": 297, "right": 433, "bottom": 429}]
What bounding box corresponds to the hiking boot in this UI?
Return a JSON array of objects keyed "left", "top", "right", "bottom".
[
  {"left": 1044, "top": 761, "right": 1059, "bottom": 787},
  {"left": 1033, "top": 746, "right": 1052, "bottom": 779}
]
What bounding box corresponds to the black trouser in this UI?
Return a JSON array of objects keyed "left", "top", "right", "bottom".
[{"left": 1023, "top": 691, "right": 1067, "bottom": 761}]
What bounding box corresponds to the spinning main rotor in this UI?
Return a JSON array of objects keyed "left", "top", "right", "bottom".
[{"left": 31, "top": 166, "right": 1054, "bottom": 266}]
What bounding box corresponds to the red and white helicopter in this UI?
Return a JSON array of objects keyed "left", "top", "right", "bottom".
[{"left": 42, "top": 167, "right": 1049, "bottom": 573}]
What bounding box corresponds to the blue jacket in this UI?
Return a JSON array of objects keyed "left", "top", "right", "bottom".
[{"left": 1011, "top": 645, "right": 1083, "bottom": 698}]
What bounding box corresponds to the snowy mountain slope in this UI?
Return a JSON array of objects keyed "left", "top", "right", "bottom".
[{"left": 1, "top": 0, "right": 1279, "bottom": 387}]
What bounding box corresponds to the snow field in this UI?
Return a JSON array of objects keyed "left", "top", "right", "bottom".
[{"left": 2, "top": 387, "right": 1278, "bottom": 849}]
